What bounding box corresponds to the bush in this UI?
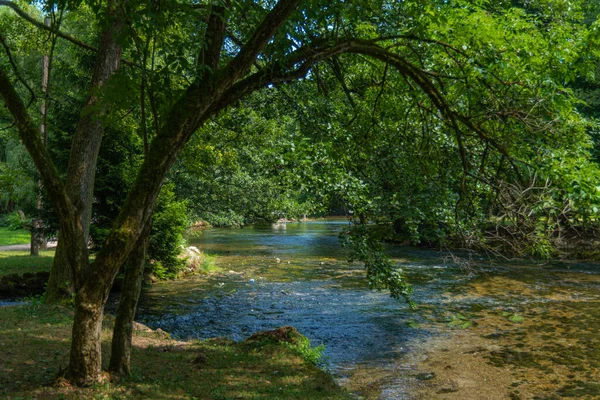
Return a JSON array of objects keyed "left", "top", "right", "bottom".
[
  {"left": 200, "top": 210, "right": 245, "bottom": 228},
  {"left": 147, "top": 184, "right": 189, "bottom": 279},
  {"left": 283, "top": 336, "right": 326, "bottom": 365},
  {"left": 0, "top": 211, "right": 27, "bottom": 231}
]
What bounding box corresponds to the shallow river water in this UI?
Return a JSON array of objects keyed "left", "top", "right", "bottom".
[{"left": 136, "top": 220, "right": 600, "bottom": 399}]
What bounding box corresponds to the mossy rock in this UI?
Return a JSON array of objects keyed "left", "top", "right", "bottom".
[{"left": 244, "top": 326, "right": 305, "bottom": 346}]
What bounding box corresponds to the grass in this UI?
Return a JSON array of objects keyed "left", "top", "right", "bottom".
[
  {"left": 0, "top": 250, "right": 54, "bottom": 276},
  {"left": 0, "top": 226, "right": 31, "bottom": 246},
  {"left": 0, "top": 304, "right": 350, "bottom": 399}
]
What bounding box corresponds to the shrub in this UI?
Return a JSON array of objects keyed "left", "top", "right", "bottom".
[
  {"left": 147, "top": 184, "right": 189, "bottom": 279},
  {"left": 0, "top": 211, "right": 27, "bottom": 230}
]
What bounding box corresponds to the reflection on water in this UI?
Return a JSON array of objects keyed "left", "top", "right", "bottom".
[{"left": 137, "top": 220, "right": 600, "bottom": 399}]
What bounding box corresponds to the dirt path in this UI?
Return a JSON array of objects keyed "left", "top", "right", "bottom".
[{"left": 0, "top": 241, "right": 57, "bottom": 251}]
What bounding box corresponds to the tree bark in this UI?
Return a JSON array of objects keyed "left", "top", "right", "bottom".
[
  {"left": 30, "top": 17, "right": 51, "bottom": 257},
  {"left": 109, "top": 223, "right": 151, "bottom": 376},
  {"left": 45, "top": 5, "right": 124, "bottom": 303},
  {"left": 68, "top": 289, "right": 105, "bottom": 386},
  {"left": 30, "top": 219, "right": 41, "bottom": 256}
]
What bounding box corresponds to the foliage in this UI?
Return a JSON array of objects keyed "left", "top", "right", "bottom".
[
  {"left": 2, "top": 0, "right": 600, "bottom": 386},
  {"left": 342, "top": 224, "right": 414, "bottom": 304},
  {"left": 283, "top": 336, "right": 326, "bottom": 366},
  {"left": 2, "top": 0, "right": 598, "bottom": 265},
  {"left": 0, "top": 211, "right": 26, "bottom": 231},
  {"left": 0, "top": 136, "right": 37, "bottom": 215},
  {"left": 196, "top": 253, "right": 218, "bottom": 274},
  {"left": 199, "top": 211, "right": 246, "bottom": 228},
  {"left": 147, "top": 183, "right": 189, "bottom": 279},
  {"left": 175, "top": 99, "right": 319, "bottom": 226}
]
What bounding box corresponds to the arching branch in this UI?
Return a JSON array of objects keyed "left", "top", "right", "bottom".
[{"left": 209, "top": 38, "right": 522, "bottom": 187}]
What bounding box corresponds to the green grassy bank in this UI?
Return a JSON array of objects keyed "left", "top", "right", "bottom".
[
  {"left": 0, "top": 227, "right": 30, "bottom": 246},
  {"left": 0, "top": 250, "right": 54, "bottom": 276}
]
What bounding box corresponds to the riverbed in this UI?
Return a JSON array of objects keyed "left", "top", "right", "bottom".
[{"left": 136, "top": 220, "right": 600, "bottom": 399}]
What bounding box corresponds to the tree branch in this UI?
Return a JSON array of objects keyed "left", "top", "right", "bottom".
[
  {"left": 0, "top": 0, "right": 139, "bottom": 68},
  {"left": 0, "top": 65, "right": 88, "bottom": 277},
  {"left": 198, "top": 4, "right": 227, "bottom": 74},
  {"left": 223, "top": 0, "right": 303, "bottom": 82},
  {"left": 0, "top": 32, "right": 35, "bottom": 108},
  {"left": 0, "top": 1, "right": 96, "bottom": 51}
]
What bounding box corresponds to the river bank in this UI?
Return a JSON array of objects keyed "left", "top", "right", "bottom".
[
  {"left": 134, "top": 221, "right": 600, "bottom": 399},
  {"left": 0, "top": 245, "right": 213, "bottom": 299},
  {"left": 3, "top": 221, "right": 600, "bottom": 399},
  {"left": 0, "top": 303, "right": 350, "bottom": 399}
]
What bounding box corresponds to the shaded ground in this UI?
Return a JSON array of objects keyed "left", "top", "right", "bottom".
[{"left": 0, "top": 304, "right": 350, "bottom": 399}]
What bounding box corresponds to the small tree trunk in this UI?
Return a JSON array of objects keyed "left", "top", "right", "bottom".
[
  {"left": 44, "top": 237, "right": 75, "bottom": 303},
  {"left": 30, "top": 218, "right": 41, "bottom": 256},
  {"left": 109, "top": 223, "right": 151, "bottom": 376},
  {"left": 31, "top": 17, "right": 50, "bottom": 258},
  {"left": 67, "top": 291, "right": 105, "bottom": 386}
]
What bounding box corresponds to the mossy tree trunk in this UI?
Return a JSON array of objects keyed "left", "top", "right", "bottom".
[{"left": 109, "top": 223, "right": 151, "bottom": 376}]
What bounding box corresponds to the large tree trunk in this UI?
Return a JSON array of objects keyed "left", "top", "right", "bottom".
[
  {"left": 45, "top": 5, "right": 124, "bottom": 303},
  {"left": 109, "top": 223, "right": 151, "bottom": 376},
  {"left": 68, "top": 289, "right": 105, "bottom": 385},
  {"left": 64, "top": 1, "right": 300, "bottom": 379},
  {"left": 45, "top": 243, "right": 74, "bottom": 301}
]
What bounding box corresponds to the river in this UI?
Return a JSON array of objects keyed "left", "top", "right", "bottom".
[{"left": 136, "top": 220, "right": 600, "bottom": 399}]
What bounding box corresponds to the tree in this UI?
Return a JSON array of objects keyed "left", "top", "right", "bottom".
[
  {"left": 1, "top": 0, "right": 597, "bottom": 386},
  {"left": 45, "top": 0, "right": 124, "bottom": 303}
]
